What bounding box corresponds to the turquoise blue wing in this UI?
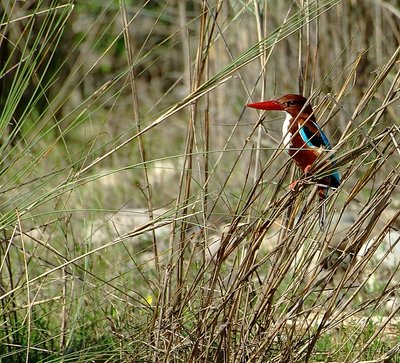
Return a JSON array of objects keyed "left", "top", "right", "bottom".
[{"left": 299, "top": 121, "right": 332, "bottom": 149}]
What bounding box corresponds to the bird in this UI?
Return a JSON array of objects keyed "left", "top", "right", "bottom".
[{"left": 247, "top": 94, "right": 340, "bottom": 230}]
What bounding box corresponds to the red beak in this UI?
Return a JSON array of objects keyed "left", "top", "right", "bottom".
[{"left": 247, "top": 100, "right": 284, "bottom": 111}]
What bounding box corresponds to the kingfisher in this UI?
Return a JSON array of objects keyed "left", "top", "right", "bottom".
[{"left": 247, "top": 94, "right": 340, "bottom": 229}]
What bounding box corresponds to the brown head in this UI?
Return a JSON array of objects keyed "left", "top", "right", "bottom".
[{"left": 247, "top": 94, "right": 314, "bottom": 118}]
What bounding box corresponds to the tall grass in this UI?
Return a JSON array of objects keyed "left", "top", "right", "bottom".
[{"left": 0, "top": 0, "right": 399, "bottom": 362}]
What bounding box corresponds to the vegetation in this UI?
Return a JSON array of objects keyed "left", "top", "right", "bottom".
[{"left": 0, "top": 0, "right": 399, "bottom": 362}]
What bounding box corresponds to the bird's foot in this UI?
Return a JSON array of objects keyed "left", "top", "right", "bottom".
[
  {"left": 290, "top": 165, "right": 314, "bottom": 191},
  {"left": 289, "top": 179, "right": 300, "bottom": 190},
  {"left": 304, "top": 165, "right": 312, "bottom": 175}
]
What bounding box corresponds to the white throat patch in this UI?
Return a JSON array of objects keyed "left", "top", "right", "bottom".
[{"left": 282, "top": 112, "right": 292, "bottom": 149}]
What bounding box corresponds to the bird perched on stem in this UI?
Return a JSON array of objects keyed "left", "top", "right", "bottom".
[{"left": 247, "top": 94, "right": 340, "bottom": 230}]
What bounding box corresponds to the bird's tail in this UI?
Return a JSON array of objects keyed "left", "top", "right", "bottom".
[{"left": 318, "top": 186, "right": 328, "bottom": 230}]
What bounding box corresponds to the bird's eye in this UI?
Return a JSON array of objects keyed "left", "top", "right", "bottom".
[{"left": 286, "top": 100, "right": 294, "bottom": 106}]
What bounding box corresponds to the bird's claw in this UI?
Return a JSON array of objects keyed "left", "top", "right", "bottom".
[
  {"left": 304, "top": 165, "right": 312, "bottom": 175},
  {"left": 289, "top": 165, "right": 313, "bottom": 191},
  {"left": 289, "top": 180, "right": 300, "bottom": 190}
]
